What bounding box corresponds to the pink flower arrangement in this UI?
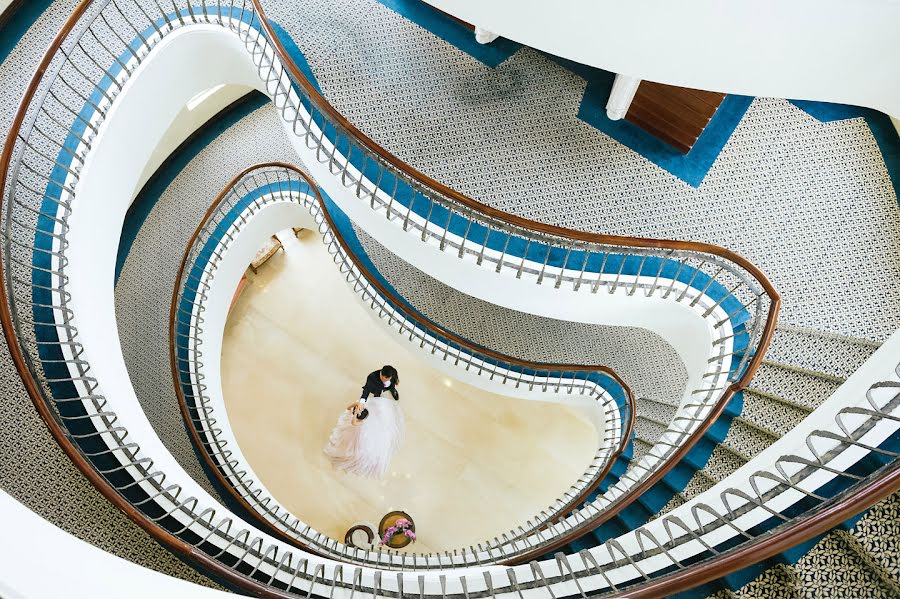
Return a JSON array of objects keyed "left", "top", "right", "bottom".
[{"left": 381, "top": 518, "right": 416, "bottom": 545}]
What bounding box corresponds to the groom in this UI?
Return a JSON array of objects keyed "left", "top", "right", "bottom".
[{"left": 351, "top": 365, "right": 399, "bottom": 414}]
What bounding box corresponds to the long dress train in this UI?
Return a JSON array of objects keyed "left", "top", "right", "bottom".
[{"left": 323, "top": 395, "right": 404, "bottom": 479}]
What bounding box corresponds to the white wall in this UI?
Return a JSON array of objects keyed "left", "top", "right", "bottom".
[
  {"left": 426, "top": 0, "right": 900, "bottom": 117},
  {"left": 66, "top": 24, "right": 287, "bottom": 555},
  {"left": 0, "top": 0, "right": 16, "bottom": 19},
  {"left": 0, "top": 491, "right": 243, "bottom": 599},
  {"left": 39, "top": 18, "right": 900, "bottom": 597},
  {"left": 195, "top": 196, "right": 611, "bottom": 522},
  {"left": 135, "top": 83, "right": 254, "bottom": 192}
]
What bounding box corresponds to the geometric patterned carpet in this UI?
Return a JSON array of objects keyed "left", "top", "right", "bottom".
[
  {"left": 1, "top": 0, "right": 899, "bottom": 593},
  {"left": 264, "top": 0, "right": 900, "bottom": 342},
  {"left": 0, "top": 0, "right": 221, "bottom": 588}
]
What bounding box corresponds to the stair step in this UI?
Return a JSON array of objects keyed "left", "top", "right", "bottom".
[
  {"left": 625, "top": 110, "right": 695, "bottom": 153},
  {"left": 659, "top": 492, "right": 687, "bottom": 517},
  {"left": 657, "top": 445, "right": 743, "bottom": 517},
  {"left": 766, "top": 326, "right": 881, "bottom": 380},
  {"left": 617, "top": 502, "right": 655, "bottom": 531},
  {"left": 740, "top": 389, "right": 813, "bottom": 437},
  {"left": 717, "top": 563, "right": 801, "bottom": 599},
  {"left": 702, "top": 444, "right": 751, "bottom": 484},
  {"left": 847, "top": 492, "right": 900, "bottom": 584},
  {"left": 679, "top": 468, "right": 719, "bottom": 501},
  {"left": 793, "top": 531, "right": 900, "bottom": 597},
  {"left": 635, "top": 397, "right": 678, "bottom": 427},
  {"left": 625, "top": 80, "right": 726, "bottom": 154},
  {"left": 631, "top": 437, "right": 654, "bottom": 463},
  {"left": 634, "top": 415, "right": 669, "bottom": 446},
  {"left": 750, "top": 360, "right": 844, "bottom": 409},
  {"left": 721, "top": 418, "right": 781, "bottom": 463},
  {"left": 589, "top": 516, "right": 628, "bottom": 545}
]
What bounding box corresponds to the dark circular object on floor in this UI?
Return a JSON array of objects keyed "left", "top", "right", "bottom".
[
  {"left": 344, "top": 523, "right": 376, "bottom": 548},
  {"left": 379, "top": 510, "right": 415, "bottom": 549}
]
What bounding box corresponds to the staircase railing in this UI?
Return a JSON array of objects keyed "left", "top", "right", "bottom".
[
  {"left": 0, "top": 0, "right": 781, "bottom": 558},
  {"left": 249, "top": 0, "right": 782, "bottom": 559},
  {"left": 169, "top": 161, "right": 634, "bottom": 567},
  {"left": 9, "top": 1, "right": 899, "bottom": 597}
]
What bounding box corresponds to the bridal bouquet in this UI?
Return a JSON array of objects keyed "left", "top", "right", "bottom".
[{"left": 381, "top": 518, "right": 416, "bottom": 545}]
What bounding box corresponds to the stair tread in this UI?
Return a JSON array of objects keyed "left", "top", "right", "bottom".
[
  {"left": 635, "top": 398, "right": 678, "bottom": 427},
  {"left": 740, "top": 389, "right": 813, "bottom": 437},
  {"left": 634, "top": 415, "right": 669, "bottom": 445},
  {"left": 721, "top": 563, "right": 801, "bottom": 599},
  {"left": 625, "top": 111, "right": 696, "bottom": 153},
  {"left": 625, "top": 80, "right": 726, "bottom": 154},
  {"left": 629, "top": 92, "right": 718, "bottom": 132},
  {"left": 847, "top": 492, "right": 900, "bottom": 582},
  {"left": 631, "top": 437, "right": 654, "bottom": 463},
  {"left": 721, "top": 419, "right": 779, "bottom": 463},
  {"left": 792, "top": 531, "right": 900, "bottom": 597},
  {"left": 703, "top": 444, "right": 750, "bottom": 484},
  {"left": 766, "top": 327, "right": 881, "bottom": 380}
]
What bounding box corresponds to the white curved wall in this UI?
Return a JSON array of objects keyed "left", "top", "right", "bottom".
[
  {"left": 69, "top": 22, "right": 721, "bottom": 437},
  {"left": 0, "top": 491, "right": 240, "bottom": 599},
  {"left": 63, "top": 24, "right": 608, "bottom": 584},
  {"left": 197, "top": 196, "right": 612, "bottom": 512},
  {"left": 36, "top": 15, "right": 900, "bottom": 598},
  {"left": 66, "top": 24, "right": 285, "bottom": 551},
  {"left": 426, "top": 0, "right": 900, "bottom": 117}
]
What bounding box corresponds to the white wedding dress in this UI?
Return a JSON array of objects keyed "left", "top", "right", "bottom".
[{"left": 324, "top": 395, "right": 404, "bottom": 479}]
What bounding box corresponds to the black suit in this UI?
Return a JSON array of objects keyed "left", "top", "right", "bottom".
[{"left": 361, "top": 370, "right": 399, "bottom": 401}]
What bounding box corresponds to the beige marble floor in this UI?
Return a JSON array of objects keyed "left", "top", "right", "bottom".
[{"left": 221, "top": 229, "right": 599, "bottom": 552}]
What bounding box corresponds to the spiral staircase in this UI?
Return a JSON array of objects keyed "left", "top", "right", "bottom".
[{"left": 1, "top": 1, "right": 899, "bottom": 598}]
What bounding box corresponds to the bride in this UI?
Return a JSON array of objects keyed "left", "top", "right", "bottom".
[{"left": 324, "top": 368, "right": 404, "bottom": 479}]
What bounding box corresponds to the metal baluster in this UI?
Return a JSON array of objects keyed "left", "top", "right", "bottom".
[
  {"left": 609, "top": 253, "right": 628, "bottom": 294},
  {"left": 457, "top": 217, "right": 473, "bottom": 258},
  {"left": 554, "top": 244, "right": 573, "bottom": 288},
  {"left": 536, "top": 242, "right": 553, "bottom": 284},
  {"left": 689, "top": 266, "right": 724, "bottom": 307},
  {"left": 591, "top": 251, "right": 610, "bottom": 293},
  {"left": 516, "top": 239, "right": 532, "bottom": 279},
  {"left": 438, "top": 209, "right": 453, "bottom": 251},
  {"left": 628, "top": 253, "right": 648, "bottom": 295},
  {"left": 573, "top": 247, "right": 591, "bottom": 291},
  {"left": 676, "top": 259, "right": 707, "bottom": 302},
  {"left": 476, "top": 224, "right": 491, "bottom": 266}
]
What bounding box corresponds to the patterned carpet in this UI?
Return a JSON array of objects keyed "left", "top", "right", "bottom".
[
  {"left": 263, "top": 0, "right": 900, "bottom": 342},
  {"left": 0, "top": 0, "right": 898, "bottom": 594},
  {"left": 0, "top": 0, "right": 222, "bottom": 588}
]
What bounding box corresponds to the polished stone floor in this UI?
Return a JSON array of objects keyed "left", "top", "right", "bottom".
[{"left": 220, "top": 229, "right": 599, "bottom": 551}]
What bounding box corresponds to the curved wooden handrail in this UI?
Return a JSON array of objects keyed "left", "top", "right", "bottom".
[
  {"left": 167, "top": 161, "right": 635, "bottom": 558},
  {"left": 607, "top": 463, "right": 900, "bottom": 598},
  {"left": 249, "top": 0, "right": 782, "bottom": 561},
  {"left": 248, "top": 0, "right": 781, "bottom": 317},
  {"left": 10, "top": 2, "right": 879, "bottom": 597}
]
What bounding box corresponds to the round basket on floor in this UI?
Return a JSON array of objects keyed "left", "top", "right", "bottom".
[
  {"left": 344, "top": 523, "right": 376, "bottom": 549},
  {"left": 378, "top": 510, "right": 415, "bottom": 549}
]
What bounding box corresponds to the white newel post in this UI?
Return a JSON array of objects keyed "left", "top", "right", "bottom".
[
  {"left": 606, "top": 74, "right": 642, "bottom": 120},
  {"left": 474, "top": 26, "right": 500, "bottom": 44}
]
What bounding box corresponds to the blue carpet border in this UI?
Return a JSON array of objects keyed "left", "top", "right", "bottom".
[{"left": 374, "top": 0, "right": 900, "bottom": 192}]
